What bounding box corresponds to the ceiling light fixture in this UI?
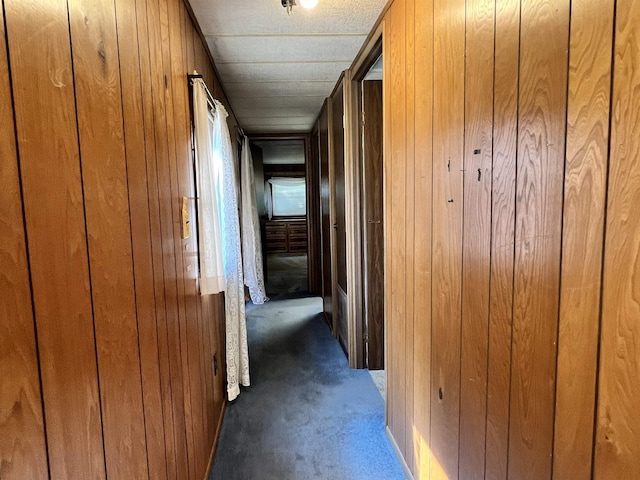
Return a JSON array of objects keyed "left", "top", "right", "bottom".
[{"left": 281, "top": 0, "right": 318, "bottom": 15}]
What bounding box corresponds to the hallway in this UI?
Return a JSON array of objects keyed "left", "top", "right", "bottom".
[{"left": 210, "top": 297, "right": 404, "bottom": 480}]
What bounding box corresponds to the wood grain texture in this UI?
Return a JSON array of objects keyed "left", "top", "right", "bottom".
[
  {"left": 553, "top": 0, "right": 614, "bottom": 478},
  {"left": 319, "top": 102, "right": 333, "bottom": 326},
  {"left": 4, "top": 1, "right": 106, "bottom": 478},
  {"left": 387, "top": 0, "right": 407, "bottom": 456},
  {"left": 136, "top": 0, "right": 179, "bottom": 476},
  {"left": 147, "top": 0, "right": 190, "bottom": 475},
  {"left": 508, "top": 0, "right": 569, "bottom": 478},
  {"left": 362, "top": 80, "right": 384, "bottom": 371},
  {"left": 382, "top": 9, "right": 392, "bottom": 440},
  {"left": 332, "top": 84, "right": 348, "bottom": 293},
  {"left": 412, "top": 0, "right": 434, "bottom": 476},
  {"left": 594, "top": 0, "right": 640, "bottom": 477},
  {"left": 485, "top": 1, "right": 519, "bottom": 478},
  {"left": 115, "top": 0, "right": 169, "bottom": 477},
  {"left": 157, "top": 0, "right": 197, "bottom": 474},
  {"left": 430, "top": 0, "right": 465, "bottom": 476},
  {"left": 403, "top": 0, "right": 415, "bottom": 470},
  {"left": 0, "top": 13, "right": 49, "bottom": 480},
  {"left": 68, "top": 1, "right": 149, "bottom": 477},
  {"left": 165, "top": 0, "right": 204, "bottom": 475},
  {"left": 459, "top": 0, "right": 495, "bottom": 477},
  {"left": 179, "top": 5, "right": 209, "bottom": 473}
]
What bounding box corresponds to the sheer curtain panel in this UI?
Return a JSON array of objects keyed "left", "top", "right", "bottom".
[
  {"left": 193, "top": 79, "right": 225, "bottom": 295},
  {"left": 240, "top": 137, "right": 268, "bottom": 304},
  {"left": 212, "top": 99, "right": 250, "bottom": 401}
]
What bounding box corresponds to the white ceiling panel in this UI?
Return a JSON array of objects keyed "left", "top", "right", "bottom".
[
  {"left": 189, "top": 0, "right": 388, "bottom": 36},
  {"left": 217, "top": 61, "right": 351, "bottom": 83},
  {"left": 235, "top": 107, "right": 321, "bottom": 118},
  {"left": 188, "top": 0, "right": 387, "bottom": 134},
  {"left": 225, "top": 81, "right": 337, "bottom": 98},
  {"left": 207, "top": 36, "right": 366, "bottom": 65},
  {"left": 232, "top": 96, "right": 325, "bottom": 109}
]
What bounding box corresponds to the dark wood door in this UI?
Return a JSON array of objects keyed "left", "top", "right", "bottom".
[
  {"left": 318, "top": 103, "right": 333, "bottom": 327},
  {"left": 332, "top": 84, "right": 348, "bottom": 350},
  {"left": 361, "top": 80, "right": 384, "bottom": 369}
]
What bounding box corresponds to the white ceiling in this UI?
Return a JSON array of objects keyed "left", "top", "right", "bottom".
[{"left": 188, "top": 0, "right": 388, "bottom": 133}]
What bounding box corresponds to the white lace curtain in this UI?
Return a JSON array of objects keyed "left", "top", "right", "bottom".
[
  {"left": 192, "top": 77, "right": 249, "bottom": 401},
  {"left": 192, "top": 79, "right": 225, "bottom": 295},
  {"left": 264, "top": 177, "right": 306, "bottom": 220},
  {"left": 240, "top": 137, "right": 268, "bottom": 304}
]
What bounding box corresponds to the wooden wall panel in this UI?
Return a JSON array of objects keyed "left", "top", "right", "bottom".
[
  {"left": 68, "top": 1, "right": 149, "bottom": 477},
  {"left": 430, "top": 0, "right": 465, "bottom": 476},
  {"left": 386, "top": 0, "right": 407, "bottom": 456},
  {"left": 136, "top": 0, "right": 179, "bottom": 476},
  {"left": 2, "top": 0, "right": 231, "bottom": 478},
  {"left": 553, "top": 0, "right": 614, "bottom": 478},
  {"left": 508, "top": 0, "right": 569, "bottom": 478},
  {"left": 412, "top": 0, "right": 434, "bottom": 476},
  {"left": 378, "top": 0, "right": 640, "bottom": 479},
  {"left": 459, "top": 0, "right": 494, "bottom": 478},
  {"left": 594, "top": 0, "right": 640, "bottom": 477},
  {"left": 0, "top": 14, "right": 48, "bottom": 480},
  {"left": 115, "top": 0, "right": 169, "bottom": 477},
  {"left": 403, "top": 0, "right": 415, "bottom": 470},
  {"left": 147, "top": 0, "right": 190, "bottom": 475},
  {"left": 485, "top": 0, "right": 519, "bottom": 478},
  {"left": 319, "top": 102, "right": 333, "bottom": 325},
  {"left": 4, "top": 1, "right": 107, "bottom": 478},
  {"left": 332, "top": 84, "right": 347, "bottom": 292}
]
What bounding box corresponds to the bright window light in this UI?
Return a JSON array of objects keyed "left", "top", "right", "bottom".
[
  {"left": 272, "top": 182, "right": 306, "bottom": 217},
  {"left": 300, "top": 0, "right": 318, "bottom": 9}
]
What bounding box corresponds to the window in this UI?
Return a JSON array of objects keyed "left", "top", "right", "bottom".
[{"left": 271, "top": 180, "right": 306, "bottom": 216}]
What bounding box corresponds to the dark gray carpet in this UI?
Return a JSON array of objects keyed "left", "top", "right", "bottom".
[
  {"left": 265, "top": 254, "right": 308, "bottom": 299},
  {"left": 209, "top": 297, "right": 405, "bottom": 480}
]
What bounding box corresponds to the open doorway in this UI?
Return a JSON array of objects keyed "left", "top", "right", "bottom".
[
  {"left": 359, "top": 54, "right": 384, "bottom": 371},
  {"left": 251, "top": 138, "right": 310, "bottom": 298}
]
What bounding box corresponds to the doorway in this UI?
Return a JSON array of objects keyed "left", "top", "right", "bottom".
[
  {"left": 359, "top": 54, "right": 384, "bottom": 370},
  {"left": 249, "top": 138, "right": 314, "bottom": 298}
]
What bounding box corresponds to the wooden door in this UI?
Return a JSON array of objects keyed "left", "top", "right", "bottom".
[
  {"left": 361, "top": 80, "right": 385, "bottom": 370},
  {"left": 332, "top": 84, "right": 348, "bottom": 350},
  {"left": 319, "top": 103, "right": 333, "bottom": 327}
]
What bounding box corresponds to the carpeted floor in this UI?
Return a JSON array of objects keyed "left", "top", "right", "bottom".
[
  {"left": 265, "top": 254, "right": 308, "bottom": 299},
  {"left": 210, "top": 297, "right": 405, "bottom": 480}
]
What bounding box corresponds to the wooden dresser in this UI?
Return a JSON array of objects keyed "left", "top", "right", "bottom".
[{"left": 264, "top": 218, "right": 308, "bottom": 254}]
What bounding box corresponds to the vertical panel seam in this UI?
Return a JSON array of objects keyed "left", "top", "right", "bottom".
[
  {"left": 458, "top": 0, "right": 468, "bottom": 475},
  {"left": 134, "top": 0, "right": 170, "bottom": 472},
  {"left": 144, "top": 0, "right": 177, "bottom": 475},
  {"left": 64, "top": 0, "right": 108, "bottom": 474},
  {"left": 591, "top": 0, "right": 618, "bottom": 476},
  {"left": 112, "top": 0, "right": 152, "bottom": 477},
  {"left": 483, "top": 0, "right": 499, "bottom": 477},
  {"left": 550, "top": 1, "right": 573, "bottom": 477},
  {"left": 1, "top": 2, "right": 52, "bottom": 476},
  {"left": 505, "top": 0, "right": 523, "bottom": 476}
]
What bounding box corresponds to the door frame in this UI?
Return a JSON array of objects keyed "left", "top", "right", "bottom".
[
  {"left": 344, "top": 25, "right": 385, "bottom": 368},
  {"left": 247, "top": 133, "right": 321, "bottom": 294}
]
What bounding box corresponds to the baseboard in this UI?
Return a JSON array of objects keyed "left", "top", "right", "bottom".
[
  {"left": 385, "top": 426, "right": 415, "bottom": 480},
  {"left": 203, "top": 400, "right": 227, "bottom": 480}
]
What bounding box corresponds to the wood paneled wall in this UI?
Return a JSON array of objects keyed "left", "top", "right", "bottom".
[
  {"left": 382, "top": 0, "right": 640, "bottom": 478},
  {"left": 1, "top": 0, "right": 233, "bottom": 478}
]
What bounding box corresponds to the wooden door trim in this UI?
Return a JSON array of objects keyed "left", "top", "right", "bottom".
[{"left": 345, "top": 30, "right": 384, "bottom": 369}]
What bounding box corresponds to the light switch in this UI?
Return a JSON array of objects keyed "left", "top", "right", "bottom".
[{"left": 181, "top": 197, "right": 190, "bottom": 239}]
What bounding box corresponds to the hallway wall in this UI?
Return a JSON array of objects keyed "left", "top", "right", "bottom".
[
  {"left": 381, "top": 0, "right": 640, "bottom": 478},
  {"left": 0, "top": 0, "right": 235, "bottom": 478}
]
